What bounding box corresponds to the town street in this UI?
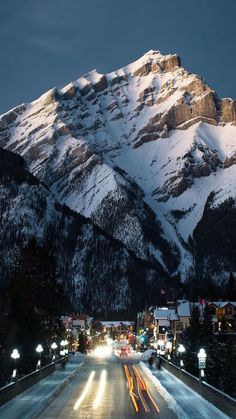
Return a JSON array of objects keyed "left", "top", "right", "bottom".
[{"left": 36, "top": 354, "right": 176, "bottom": 419}]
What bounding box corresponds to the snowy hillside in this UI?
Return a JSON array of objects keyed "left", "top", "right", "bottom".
[
  {"left": 0, "top": 148, "right": 170, "bottom": 313},
  {"left": 0, "top": 50, "right": 235, "bottom": 281}
]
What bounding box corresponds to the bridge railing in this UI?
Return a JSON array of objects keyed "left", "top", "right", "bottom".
[
  {"left": 0, "top": 356, "right": 68, "bottom": 407},
  {"left": 160, "top": 356, "right": 236, "bottom": 418}
]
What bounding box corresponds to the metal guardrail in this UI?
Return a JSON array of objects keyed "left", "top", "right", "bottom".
[
  {"left": 160, "top": 356, "right": 236, "bottom": 418},
  {"left": 0, "top": 356, "right": 68, "bottom": 407}
]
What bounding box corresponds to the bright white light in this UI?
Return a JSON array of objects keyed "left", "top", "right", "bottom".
[
  {"left": 178, "top": 344, "right": 185, "bottom": 354},
  {"left": 93, "top": 370, "right": 107, "bottom": 410},
  {"left": 36, "top": 344, "right": 43, "bottom": 353},
  {"left": 51, "top": 342, "right": 57, "bottom": 350},
  {"left": 11, "top": 349, "right": 20, "bottom": 360},
  {"left": 74, "top": 371, "right": 95, "bottom": 410},
  {"left": 106, "top": 337, "right": 113, "bottom": 346},
  {"left": 198, "top": 348, "right": 206, "bottom": 358},
  {"left": 94, "top": 346, "right": 112, "bottom": 358}
]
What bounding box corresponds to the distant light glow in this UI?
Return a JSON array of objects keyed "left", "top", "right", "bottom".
[
  {"left": 74, "top": 370, "right": 95, "bottom": 410},
  {"left": 93, "top": 370, "right": 107, "bottom": 410},
  {"left": 94, "top": 345, "right": 112, "bottom": 358}
]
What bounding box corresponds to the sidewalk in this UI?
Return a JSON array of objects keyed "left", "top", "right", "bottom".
[
  {"left": 142, "top": 363, "right": 229, "bottom": 419},
  {"left": 0, "top": 354, "right": 84, "bottom": 419}
]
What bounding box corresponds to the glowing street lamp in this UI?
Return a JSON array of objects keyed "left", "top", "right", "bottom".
[
  {"left": 11, "top": 349, "right": 20, "bottom": 381},
  {"left": 60, "top": 340, "right": 66, "bottom": 356},
  {"left": 36, "top": 344, "right": 43, "bottom": 370},
  {"left": 177, "top": 344, "right": 185, "bottom": 368},
  {"left": 197, "top": 348, "right": 207, "bottom": 381},
  {"left": 51, "top": 342, "right": 58, "bottom": 361},
  {"left": 166, "top": 341, "right": 172, "bottom": 361},
  {"left": 64, "top": 339, "right": 69, "bottom": 354}
]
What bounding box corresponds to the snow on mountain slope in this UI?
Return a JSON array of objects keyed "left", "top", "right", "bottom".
[
  {"left": 0, "top": 147, "right": 169, "bottom": 313},
  {"left": 0, "top": 50, "right": 235, "bottom": 280}
]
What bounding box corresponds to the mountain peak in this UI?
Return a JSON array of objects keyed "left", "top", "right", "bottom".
[{"left": 0, "top": 50, "right": 235, "bottom": 283}]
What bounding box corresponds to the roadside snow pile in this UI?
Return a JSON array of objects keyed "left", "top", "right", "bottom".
[
  {"left": 140, "top": 361, "right": 188, "bottom": 419},
  {"left": 140, "top": 349, "right": 157, "bottom": 362}
]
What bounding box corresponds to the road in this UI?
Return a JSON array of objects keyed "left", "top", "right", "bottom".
[{"left": 36, "top": 354, "right": 176, "bottom": 418}]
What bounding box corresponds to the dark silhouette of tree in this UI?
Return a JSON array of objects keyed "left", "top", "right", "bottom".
[
  {"left": 78, "top": 332, "right": 87, "bottom": 354},
  {"left": 225, "top": 272, "right": 236, "bottom": 300},
  {"left": 183, "top": 305, "right": 201, "bottom": 375},
  {"left": 0, "top": 239, "right": 68, "bottom": 384}
]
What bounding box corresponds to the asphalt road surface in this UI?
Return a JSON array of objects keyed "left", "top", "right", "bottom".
[{"left": 36, "top": 354, "right": 177, "bottom": 418}]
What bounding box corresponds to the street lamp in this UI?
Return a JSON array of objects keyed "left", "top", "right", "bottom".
[
  {"left": 64, "top": 339, "right": 69, "bottom": 354},
  {"left": 166, "top": 342, "right": 172, "bottom": 361},
  {"left": 177, "top": 344, "right": 185, "bottom": 368},
  {"left": 60, "top": 340, "right": 66, "bottom": 356},
  {"left": 36, "top": 344, "right": 43, "bottom": 370},
  {"left": 11, "top": 349, "right": 20, "bottom": 381},
  {"left": 197, "top": 348, "right": 207, "bottom": 381},
  {"left": 51, "top": 342, "right": 58, "bottom": 361}
]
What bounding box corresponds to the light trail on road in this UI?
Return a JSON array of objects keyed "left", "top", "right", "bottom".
[
  {"left": 124, "top": 364, "right": 161, "bottom": 415},
  {"left": 124, "top": 364, "right": 139, "bottom": 413},
  {"left": 73, "top": 370, "right": 95, "bottom": 410},
  {"left": 93, "top": 369, "right": 107, "bottom": 410},
  {"left": 132, "top": 365, "right": 160, "bottom": 413}
]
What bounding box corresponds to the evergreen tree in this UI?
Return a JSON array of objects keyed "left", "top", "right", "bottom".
[
  {"left": 225, "top": 272, "right": 236, "bottom": 300},
  {"left": 183, "top": 305, "right": 201, "bottom": 375},
  {"left": 78, "top": 332, "right": 87, "bottom": 353},
  {"left": 221, "top": 341, "right": 236, "bottom": 397},
  {"left": 0, "top": 239, "right": 68, "bottom": 382}
]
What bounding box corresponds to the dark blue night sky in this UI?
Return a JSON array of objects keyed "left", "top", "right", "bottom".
[{"left": 1, "top": 0, "right": 235, "bottom": 114}]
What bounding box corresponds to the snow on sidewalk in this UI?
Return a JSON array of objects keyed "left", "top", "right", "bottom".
[
  {"left": 140, "top": 361, "right": 230, "bottom": 419},
  {"left": 0, "top": 356, "right": 84, "bottom": 419}
]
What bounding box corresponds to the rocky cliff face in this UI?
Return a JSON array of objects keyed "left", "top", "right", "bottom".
[
  {"left": 0, "top": 147, "right": 169, "bottom": 313},
  {"left": 0, "top": 50, "right": 235, "bottom": 281}
]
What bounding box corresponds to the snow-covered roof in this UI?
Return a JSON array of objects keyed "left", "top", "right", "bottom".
[
  {"left": 154, "top": 308, "right": 178, "bottom": 321},
  {"left": 177, "top": 301, "right": 191, "bottom": 317},
  {"left": 101, "top": 321, "right": 133, "bottom": 327},
  {"left": 209, "top": 301, "right": 236, "bottom": 308}
]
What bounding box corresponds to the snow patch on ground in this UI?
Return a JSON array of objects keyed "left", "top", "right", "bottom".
[{"left": 140, "top": 361, "right": 188, "bottom": 418}]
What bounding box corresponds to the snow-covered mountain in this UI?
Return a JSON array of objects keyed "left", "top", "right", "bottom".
[
  {"left": 0, "top": 50, "right": 235, "bottom": 281},
  {"left": 0, "top": 147, "right": 168, "bottom": 313}
]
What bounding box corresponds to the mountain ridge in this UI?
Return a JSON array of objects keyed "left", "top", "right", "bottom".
[{"left": 1, "top": 50, "right": 235, "bottom": 282}]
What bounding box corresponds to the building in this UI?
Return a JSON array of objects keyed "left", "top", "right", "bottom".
[
  {"left": 101, "top": 321, "right": 134, "bottom": 339},
  {"left": 208, "top": 301, "right": 236, "bottom": 332}
]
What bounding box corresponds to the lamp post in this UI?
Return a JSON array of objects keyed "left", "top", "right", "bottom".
[
  {"left": 60, "top": 340, "right": 66, "bottom": 356},
  {"left": 64, "top": 339, "right": 69, "bottom": 354},
  {"left": 197, "top": 348, "right": 207, "bottom": 382},
  {"left": 36, "top": 344, "right": 43, "bottom": 370},
  {"left": 166, "top": 342, "right": 172, "bottom": 361},
  {"left": 11, "top": 349, "right": 20, "bottom": 381},
  {"left": 177, "top": 344, "right": 185, "bottom": 368},
  {"left": 51, "top": 342, "right": 58, "bottom": 361}
]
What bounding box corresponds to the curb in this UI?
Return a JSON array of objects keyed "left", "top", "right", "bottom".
[
  {"left": 24, "top": 362, "right": 84, "bottom": 419},
  {"left": 139, "top": 361, "right": 188, "bottom": 419}
]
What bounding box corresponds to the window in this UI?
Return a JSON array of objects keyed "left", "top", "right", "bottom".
[
  {"left": 175, "top": 321, "right": 183, "bottom": 331},
  {"left": 225, "top": 306, "right": 233, "bottom": 316}
]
